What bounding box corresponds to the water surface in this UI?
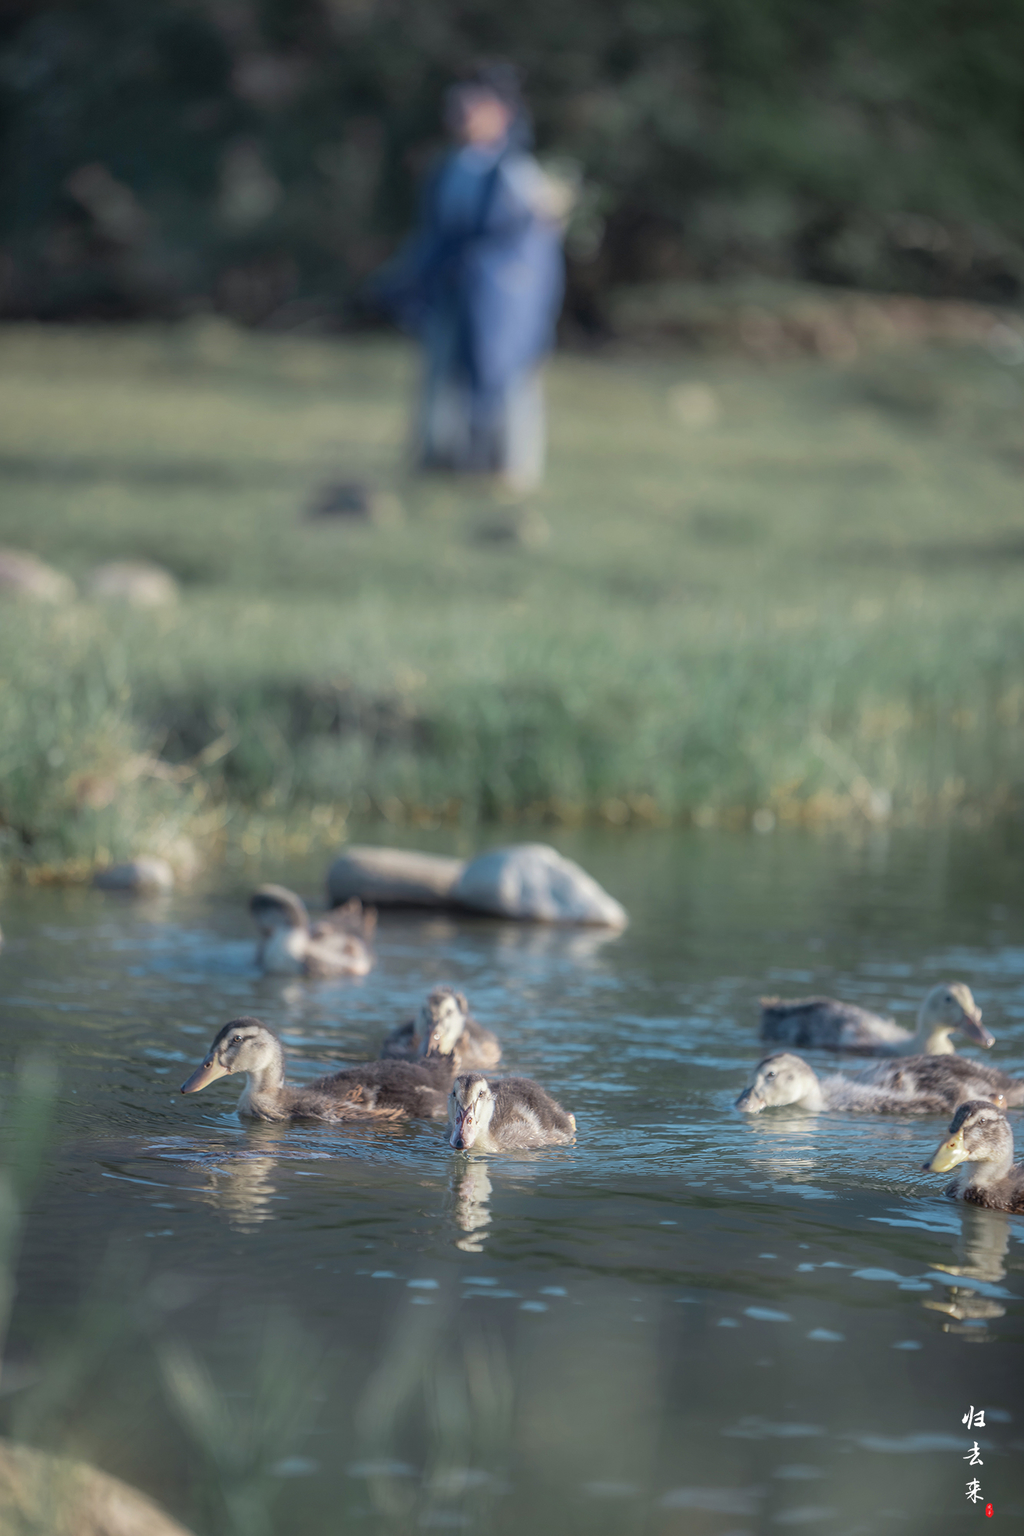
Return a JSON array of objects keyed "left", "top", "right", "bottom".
[{"left": 2, "top": 826, "right": 1022, "bottom": 1534}]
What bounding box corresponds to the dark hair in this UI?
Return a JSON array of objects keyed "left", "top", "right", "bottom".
[{"left": 446, "top": 60, "right": 532, "bottom": 149}]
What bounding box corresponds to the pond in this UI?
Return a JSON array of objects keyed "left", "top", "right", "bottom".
[{"left": 1, "top": 826, "right": 1022, "bottom": 1534}]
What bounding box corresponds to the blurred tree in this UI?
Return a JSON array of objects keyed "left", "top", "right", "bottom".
[{"left": 1, "top": 0, "right": 1023, "bottom": 323}]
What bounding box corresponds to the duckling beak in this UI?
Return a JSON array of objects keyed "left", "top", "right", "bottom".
[
  {"left": 735, "top": 1087, "right": 764, "bottom": 1114},
  {"left": 450, "top": 1108, "right": 473, "bottom": 1150},
  {"left": 929, "top": 1128, "right": 968, "bottom": 1173},
  {"left": 960, "top": 1009, "right": 994, "bottom": 1049},
  {"left": 181, "top": 1057, "right": 229, "bottom": 1094}
]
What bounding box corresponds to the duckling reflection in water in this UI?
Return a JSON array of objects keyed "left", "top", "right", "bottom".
[
  {"left": 926, "top": 1100, "right": 1024, "bottom": 1212},
  {"left": 759, "top": 981, "right": 992, "bottom": 1056},
  {"left": 381, "top": 986, "right": 502, "bottom": 1071},
  {"left": 180, "top": 1017, "right": 452, "bottom": 1122},
  {"left": 923, "top": 1203, "right": 1012, "bottom": 1333},
  {"left": 736, "top": 1051, "right": 1023, "bottom": 1116},
  {"left": 449, "top": 1159, "right": 493, "bottom": 1252},
  {"left": 249, "top": 883, "right": 375, "bottom": 978},
  {"left": 448, "top": 1074, "right": 575, "bottom": 1151},
  {"left": 201, "top": 1154, "right": 278, "bottom": 1229}
]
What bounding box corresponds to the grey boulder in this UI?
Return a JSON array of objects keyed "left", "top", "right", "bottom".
[
  {"left": 0, "top": 549, "right": 75, "bottom": 603},
  {"left": 85, "top": 561, "right": 179, "bottom": 607},
  {"left": 93, "top": 857, "right": 174, "bottom": 894},
  {"left": 454, "top": 844, "right": 628, "bottom": 928},
  {"left": 327, "top": 845, "right": 464, "bottom": 908}
]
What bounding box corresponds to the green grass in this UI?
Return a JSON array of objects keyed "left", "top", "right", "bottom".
[{"left": 1, "top": 311, "right": 1024, "bottom": 875}]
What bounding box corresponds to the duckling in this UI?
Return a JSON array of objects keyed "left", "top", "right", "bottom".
[
  {"left": 927, "top": 1101, "right": 1024, "bottom": 1213},
  {"left": 759, "top": 982, "right": 992, "bottom": 1056},
  {"left": 249, "top": 884, "right": 375, "bottom": 978},
  {"left": 448, "top": 1073, "right": 576, "bottom": 1151},
  {"left": 180, "top": 1016, "right": 452, "bottom": 1122},
  {"left": 380, "top": 986, "right": 502, "bottom": 1070},
  {"left": 735, "top": 1050, "right": 1023, "bottom": 1117}
]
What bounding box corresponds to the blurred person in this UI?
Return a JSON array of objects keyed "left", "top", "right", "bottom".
[{"left": 375, "top": 65, "right": 566, "bottom": 490}]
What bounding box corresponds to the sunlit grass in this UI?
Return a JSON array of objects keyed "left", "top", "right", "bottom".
[{"left": 1, "top": 315, "right": 1023, "bottom": 874}]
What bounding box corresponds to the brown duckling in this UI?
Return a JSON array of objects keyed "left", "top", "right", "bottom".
[
  {"left": 250, "top": 884, "right": 375, "bottom": 978},
  {"left": 180, "top": 1016, "right": 451, "bottom": 1122},
  {"left": 928, "top": 1101, "right": 1024, "bottom": 1213},
  {"left": 736, "top": 1050, "right": 1023, "bottom": 1117},
  {"left": 380, "top": 986, "right": 501, "bottom": 1070},
  {"left": 759, "top": 982, "right": 992, "bottom": 1056},
  {"left": 448, "top": 1073, "right": 576, "bottom": 1151}
]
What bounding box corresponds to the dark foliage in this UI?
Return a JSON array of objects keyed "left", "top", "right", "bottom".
[{"left": 2, "top": 0, "right": 1024, "bottom": 324}]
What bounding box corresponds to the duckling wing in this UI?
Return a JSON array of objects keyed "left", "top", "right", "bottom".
[
  {"left": 304, "top": 927, "right": 373, "bottom": 977},
  {"left": 492, "top": 1077, "right": 575, "bottom": 1145},
  {"left": 858, "top": 1055, "right": 997, "bottom": 1111},
  {"left": 321, "top": 897, "right": 378, "bottom": 939},
  {"left": 314, "top": 1059, "right": 449, "bottom": 1118},
  {"left": 759, "top": 997, "right": 895, "bottom": 1050}
]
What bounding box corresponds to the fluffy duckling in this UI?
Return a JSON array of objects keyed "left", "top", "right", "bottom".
[
  {"left": 736, "top": 1050, "right": 1023, "bottom": 1117},
  {"left": 380, "top": 986, "right": 501, "bottom": 1070},
  {"left": 250, "top": 884, "right": 375, "bottom": 978},
  {"left": 448, "top": 1073, "right": 576, "bottom": 1152},
  {"left": 180, "top": 1016, "right": 451, "bottom": 1122},
  {"left": 759, "top": 982, "right": 992, "bottom": 1056},
  {"left": 927, "top": 1101, "right": 1024, "bottom": 1212}
]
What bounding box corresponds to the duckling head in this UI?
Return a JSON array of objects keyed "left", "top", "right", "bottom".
[
  {"left": 419, "top": 987, "right": 469, "bottom": 1059},
  {"left": 918, "top": 982, "right": 992, "bottom": 1050},
  {"left": 181, "top": 1017, "right": 283, "bottom": 1094},
  {"left": 448, "top": 1073, "right": 494, "bottom": 1150},
  {"left": 735, "top": 1052, "right": 819, "bottom": 1113},
  {"left": 929, "top": 1100, "right": 1014, "bottom": 1179},
  {"left": 249, "top": 884, "right": 309, "bottom": 936}
]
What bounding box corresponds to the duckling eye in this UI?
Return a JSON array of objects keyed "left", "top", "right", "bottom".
[
  {"left": 765, "top": 1070, "right": 775, "bottom": 1081},
  {"left": 230, "top": 1034, "right": 244, "bottom": 1046}
]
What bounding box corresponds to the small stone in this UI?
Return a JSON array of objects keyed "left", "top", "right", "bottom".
[
  {"left": 0, "top": 549, "right": 75, "bottom": 603},
  {"left": 471, "top": 506, "right": 550, "bottom": 549},
  {"left": 668, "top": 382, "right": 720, "bottom": 430},
  {"left": 453, "top": 844, "right": 628, "bottom": 928},
  {"left": 326, "top": 845, "right": 465, "bottom": 907},
  {"left": 307, "top": 480, "right": 403, "bottom": 525},
  {"left": 84, "top": 561, "right": 179, "bottom": 607},
  {"left": 93, "top": 857, "right": 174, "bottom": 894},
  {"left": 0, "top": 1435, "right": 193, "bottom": 1535}
]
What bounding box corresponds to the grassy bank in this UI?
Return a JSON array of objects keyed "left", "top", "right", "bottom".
[{"left": 2, "top": 313, "right": 1024, "bottom": 876}]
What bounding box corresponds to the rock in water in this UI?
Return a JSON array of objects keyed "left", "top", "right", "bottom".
[
  {"left": 0, "top": 549, "right": 75, "bottom": 603},
  {"left": 0, "top": 1437, "right": 193, "bottom": 1535},
  {"left": 454, "top": 844, "right": 628, "bottom": 928},
  {"left": 85, "top": 561, "right": 179, "bottom": 607},
  {"left": 93, "top": 858, "right": 174, "bottom": 894},
  {"left": 327, "top": 845, "right": 465, "bottom": 908}
]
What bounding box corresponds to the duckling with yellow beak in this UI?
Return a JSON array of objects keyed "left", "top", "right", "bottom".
[
  {"left": 760, "top": 982, "right": 992, "bottom": 1056},
  {"left": 448, "top": 1073, "right": 576, "bottom": 1152},
  {"left": 927, "top": 1100, "right": 1024, "bottom": 1212}
]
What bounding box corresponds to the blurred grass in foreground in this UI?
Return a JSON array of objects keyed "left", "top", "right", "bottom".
[{"left": 1, "top": 310, "right": 1024, "bottom": 876}]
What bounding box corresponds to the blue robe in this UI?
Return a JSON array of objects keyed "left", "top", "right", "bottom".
[{"left": 377, "top": 141, "right": 564, "bottom": 479}]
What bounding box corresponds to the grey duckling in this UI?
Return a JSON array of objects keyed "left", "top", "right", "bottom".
[
  {"left": 250, "top": 884, "right": 375, "bottom": 978},
  {"left": 448, "top": 1072, "right": 576, "bottom": 1152},
  {"left": 927, "top": 1100, "right": 1024, "bottom": 1213},
  {"left": 736, "top": 1050, "right": 1024, "bottom": 1117},
  {"left": 180, "top": 1016, "right": 451, "bottom": 1122},
  {"left": 380, "top": 986, "right": 501, "bottom": 1070},
  {"left": 759, "top": 981, "right": 991, "bottom": 1056}
]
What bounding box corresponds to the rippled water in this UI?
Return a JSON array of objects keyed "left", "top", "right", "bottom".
[{"left": 1, "top": 827, "right": 1022, "bottom": 1534}]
